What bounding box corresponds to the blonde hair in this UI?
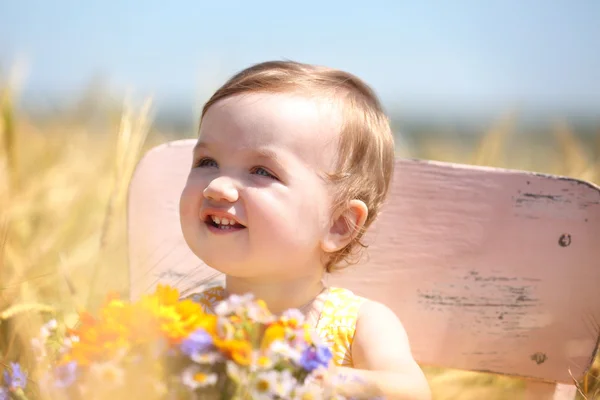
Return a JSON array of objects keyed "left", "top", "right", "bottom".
[{"left": 201, "top": 60, "right": 395, "bottom": 272}]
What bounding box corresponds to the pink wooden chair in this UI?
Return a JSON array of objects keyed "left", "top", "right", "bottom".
[{"left": 127, "top": 139, "right": 600, "bottom": 399}]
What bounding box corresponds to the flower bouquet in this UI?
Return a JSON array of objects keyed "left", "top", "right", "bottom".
[{"left": 1, "top": 285, "right": 341, "bottom": 400}]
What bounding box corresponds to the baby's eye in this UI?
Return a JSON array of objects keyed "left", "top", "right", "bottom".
[
  {"left": 195, "top": 158, "right": 218, "bottom": 168},
  {"left": 251, "top": 166, "right": 278, "bottom": 180}
]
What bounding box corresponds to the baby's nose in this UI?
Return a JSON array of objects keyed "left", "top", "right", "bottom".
[{"left": 203, "top": 177, "right": 239, "bottom": 203}]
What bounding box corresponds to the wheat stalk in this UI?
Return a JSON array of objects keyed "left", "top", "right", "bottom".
[
  {"left": 553, "top": 120, "right": 594, "bottom": 181},
  {"left": 471, "top": 112, "right": 516, "bottom": 167},
  {"left": 86, "top": 97, "right": 152, "bottom": 308},
  {"left": 0, "top": 303, "right": 55, "bottom": 320},
  {"left": 0, "top": 69, "right": 21, "bottom": 195}
]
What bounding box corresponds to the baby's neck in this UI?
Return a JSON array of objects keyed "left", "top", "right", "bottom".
[{"left": 224, "top": 274, "right": 325, "bottom": 315}]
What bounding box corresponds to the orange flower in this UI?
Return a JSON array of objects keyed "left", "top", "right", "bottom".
[
  {"left": 214, "top": 339, "right": 253, "bottom": 366},
  {"left": 62, "top": 285, "right": 220, "bottom": 364}
]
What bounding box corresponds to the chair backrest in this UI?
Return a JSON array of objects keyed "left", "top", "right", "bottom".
[{"left": 127, "top": 139, "right": 600, "bottom": 386}]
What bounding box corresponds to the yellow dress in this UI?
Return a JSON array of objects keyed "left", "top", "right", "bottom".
[{"left": 188, "top": 286, "right": 366, "bottom": 367}]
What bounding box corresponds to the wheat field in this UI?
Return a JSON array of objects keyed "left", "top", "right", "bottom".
[{"left": 1, "top": 75, "right": 599, "bottom": 399}]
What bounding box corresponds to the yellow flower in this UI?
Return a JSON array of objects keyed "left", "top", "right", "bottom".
[
  {"left": 154, "top": 284, "right": 180, "bottom": 306},
  {"left": 176, "top": 299, "right": 218, "bottom": 335},
  {"left": 261, "top": 324, "right": 286, "bottom": 350},
  {"left": 301, "top": 324, "right": 317, "bottom": 345},
  {"left": 133, "top": 288, "right": 217, "bottom": 344},
  {"left": 62, "top": 285, "right": 221, "bottom": 364}
]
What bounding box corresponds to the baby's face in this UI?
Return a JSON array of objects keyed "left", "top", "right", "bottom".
[{"left": 180, "top": 92, "right": 341, "bottom": 279}]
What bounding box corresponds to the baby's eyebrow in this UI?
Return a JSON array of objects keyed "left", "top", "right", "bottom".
[
  {"left": 251, "top": 148, "right": 289, "bottom": 173},
  {"left": 192, "top": 141, "right": 210, "bottom": 153},
  {"left": 255, "top": 148, "right": 287, "bottom": 168},
  {"left": 253, "top": 148, "right": 280, "bottom": 162}
]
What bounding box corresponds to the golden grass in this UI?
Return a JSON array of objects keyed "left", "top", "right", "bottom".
[{"left": 0, "top": 77, "right": 598, "bottom": 399}]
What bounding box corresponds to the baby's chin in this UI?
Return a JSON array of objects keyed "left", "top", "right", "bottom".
[
  {"left": 201, "top": 255, "right": 295, "bottom": 281},
  {"left": 199, "top": 253, "right": 261, "bottom": 278}
]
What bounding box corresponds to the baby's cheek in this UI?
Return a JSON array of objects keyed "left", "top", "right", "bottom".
[
  {"left": 249, "top": 204, "right": 293, "bottom": 241},
  {"left": 180, "top": 178, "right": 204, "bottom": 209},
  {"left": 247, "top": 187, "right": 322, "bottom": 240}
]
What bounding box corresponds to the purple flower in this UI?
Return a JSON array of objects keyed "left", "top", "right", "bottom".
[
  {"left": 0, "top": 388, "right": 8, "bottom": 400},
  {"left": 3, "top": 362, "right": 26, "bottom": 390},
  {"left": 180, "top": 328, "right": 213, "bottom": 357},
  {"left": 299, "top": 345, "right": 332, "bottom": 372},
  {"left": 54, "top": 361, "right": 78, "bottom": 388}
]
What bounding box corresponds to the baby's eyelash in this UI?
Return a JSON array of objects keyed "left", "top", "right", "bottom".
[
  {"left": 250, "top": 166, "right": 278, "bottom": 180},
  {"left": 194, "top": 157, "right": 218, "bottom": 168},
  {"left": 192, "top": 160, "right": 279, "bottom": 181}
]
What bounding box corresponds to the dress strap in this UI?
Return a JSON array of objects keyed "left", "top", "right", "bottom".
[{"left": 315, "top": 287, "right": 366, "bottom": 367}]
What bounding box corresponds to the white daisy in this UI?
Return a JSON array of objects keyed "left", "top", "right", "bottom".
[
  {"left": 61, "top": 335, "right": 80, "bottom": 353},
  {"left": 214, "top": 293, "right": 254, "bottom": 316},
  {"left": 191, "top": 351, "right": 222, "bottom": 364},
  {"left": 226, "top": 361, "right": 249, "bottom": 386},
  {"left": 40, "top": 319, "right": 58, "bottom": 339},
  {"left": 247, "top": 301, "right": 275, "bottom": 324},
  {"left": 280, "top": 309, "right": 305, "bottom": 326},
  {"left": 291, "top": 383, "right": 324, "bottom": 400},
  {"left": 216, "top": 317, "right": 235, "bottom": 340},
  {"left": 250, "top": 350, "right": 274, "bottom": 371},
  {"left": 269, "top": 340, "right": 302, "bottom": 364},
  {"left": 250, "top": 370, "right": 296, "bottom": 400},
  {"left": 181, "top": 365, "right": 218, "bottom": 390},
  {"left": 30, "top": 337, "right": 47, "bottom": 361},
  {"left": 88, "top": 361, "right": 125, "bottom": 388}
]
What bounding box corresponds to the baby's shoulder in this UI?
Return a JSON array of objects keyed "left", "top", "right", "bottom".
[
  {"left": 353, "top": 298, "right": 411, "bottom": 351},
  {"left": 356, "top": 299, "right": 403, "bottom": 326}
]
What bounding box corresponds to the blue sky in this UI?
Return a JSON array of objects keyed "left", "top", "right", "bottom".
[{"left": 1, "top": 0, "right": 599, "bottom": 117}]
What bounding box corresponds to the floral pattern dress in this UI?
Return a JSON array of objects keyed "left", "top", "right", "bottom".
[{"left": 187, "top": 286, "right": 365, "bottom": 367}]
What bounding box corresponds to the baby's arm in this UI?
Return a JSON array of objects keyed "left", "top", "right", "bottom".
[{"left": 332, "top": 300, "right": 431, "bottom": 400}]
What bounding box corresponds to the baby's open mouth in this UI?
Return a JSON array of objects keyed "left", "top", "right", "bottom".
[{"left": 205, "top": 215, "right": 246, "bottom": 230}]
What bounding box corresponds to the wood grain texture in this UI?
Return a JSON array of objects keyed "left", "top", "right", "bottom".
[{"left": 127, "top": 139, "right": 600, "bottom": 385}]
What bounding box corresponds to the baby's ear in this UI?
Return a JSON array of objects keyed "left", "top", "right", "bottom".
[{"left": 321, "top": 200, "right": 368, "bottom": 253}]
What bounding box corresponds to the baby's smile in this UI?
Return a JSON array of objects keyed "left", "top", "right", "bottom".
[{"left": 203, "top": 210, "right": 246, "bottom": 234}]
